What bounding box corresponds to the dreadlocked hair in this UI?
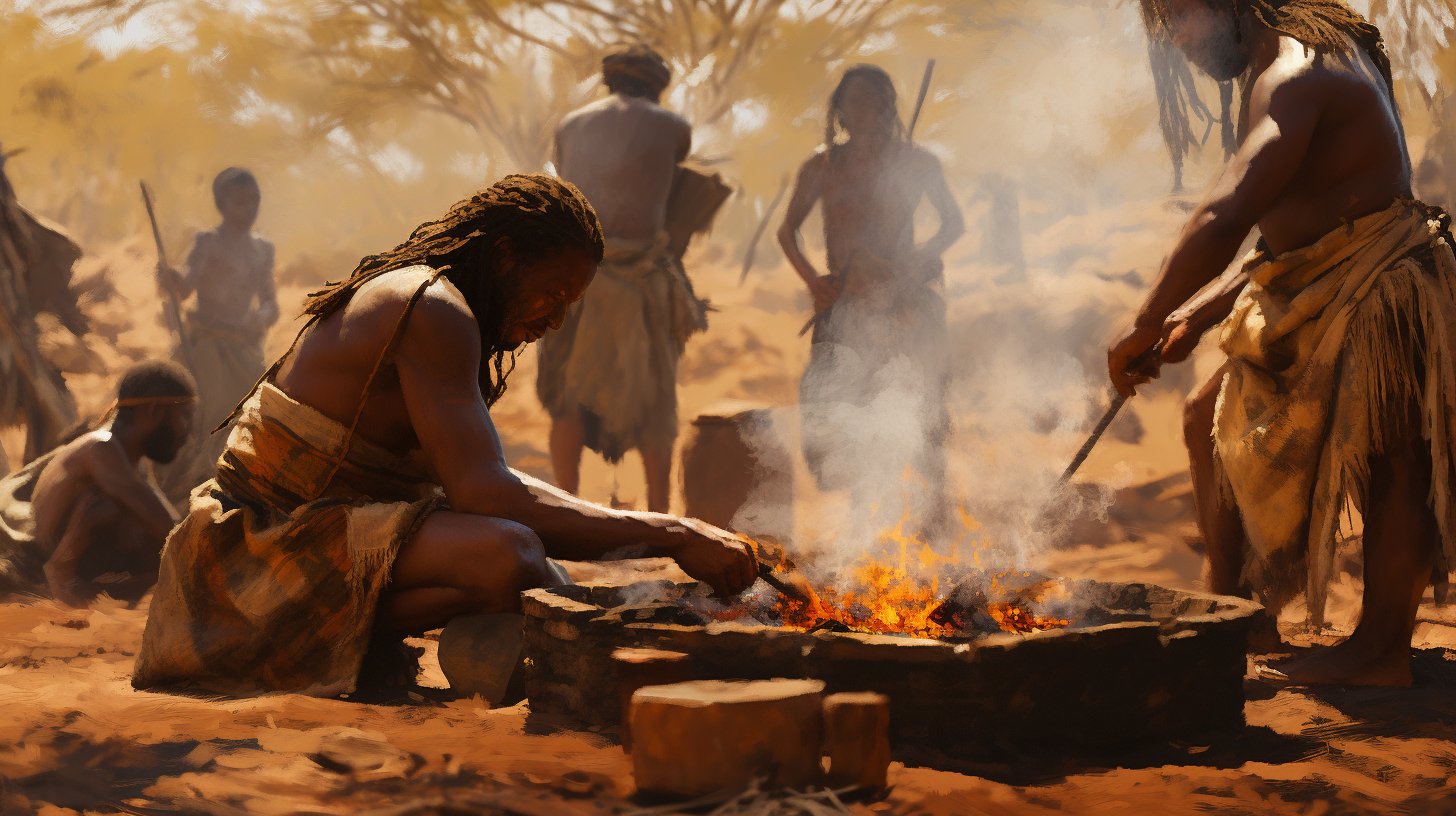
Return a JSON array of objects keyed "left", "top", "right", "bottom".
[
  {"left": 1139, "top": 0, "right": 1394, "bottom": 101},
  {"left": 825, "top": 64, "right": 906, "bottom": 147},
  {"left": 304, "top": 173, "right": 605, "bottom": 406}
]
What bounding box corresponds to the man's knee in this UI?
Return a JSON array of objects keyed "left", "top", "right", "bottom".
[{"left": 491, "top": 520, "right": 550, "bottom": 593}]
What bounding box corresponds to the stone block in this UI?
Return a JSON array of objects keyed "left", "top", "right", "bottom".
[
  {"left": 613, "top": 648, "right": 693, "bottom": 751},
  {"left": 521, "top": 589, "right": 600, "bottom": 624},
  {"left": 630, "top": 679, "right": 825, "bottom": 796},
  {"left": 542, "top": 620, "right": 581, "bottom": 641},
  {"left": 823, "top": 692, "right": 890, "bottom": 789},
  {"left": 438, "top": 612, "right": 524, "bottom": 705}
]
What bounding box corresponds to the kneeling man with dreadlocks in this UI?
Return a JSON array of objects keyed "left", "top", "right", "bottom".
[
  {"left": 0, "top": 360, "right": 194, "bottom": 607},
  {"left": 1111, "top": 0, "right": 1456, "bottom": 685},
  {"left": 133, "top": 175, "right": 755, "bottom": 698}
]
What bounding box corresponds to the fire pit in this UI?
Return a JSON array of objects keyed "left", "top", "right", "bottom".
[{"left": 522, "top": 578, "right": 1262, "bottom": 762}]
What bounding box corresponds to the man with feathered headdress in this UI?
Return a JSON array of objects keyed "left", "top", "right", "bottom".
[
  {"left": 535, "top": 43, "right": 706, "bottom": 513},
  {"left": 1111, "top": 0, "right": 1455, "bottom": 685}
]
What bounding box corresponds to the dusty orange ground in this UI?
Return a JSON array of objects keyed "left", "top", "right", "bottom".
[
  {"left": 4, "top": 201, "right": 1456, "bottom": 814},
  {"left": 3, "top": 579, "right": 1454, "bottom": 815}
]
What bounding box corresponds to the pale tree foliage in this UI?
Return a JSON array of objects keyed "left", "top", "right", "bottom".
[
  {"left": 7, "top": 0, "right": 1232, "bottom": 263},
  {"left": 25, "top": 0, "right": 951, "bottom": 233},
  {"left": 1369, "top": 0, "right": 1456, "bottom": 105},
  {"left": 300, "top": 0, "right": 924, "bottom": 171},
  {"left": 1364, "top": 0, "right": 1456, "bottom": 205}
]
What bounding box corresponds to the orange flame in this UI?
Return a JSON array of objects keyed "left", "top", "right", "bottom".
[{"left": 763, "top": 506, "right": 1071, "bottom": 639}]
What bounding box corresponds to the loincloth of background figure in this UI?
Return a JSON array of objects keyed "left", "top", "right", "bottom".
[
  {"left": 534, "top": 231, "right": 707, "bottom": 463},
  {"left": 798, "top": 250, "right": 950, "bottom": 493},
  {"left": 154, "top": 315, "right": 267, "bottom": 505}
]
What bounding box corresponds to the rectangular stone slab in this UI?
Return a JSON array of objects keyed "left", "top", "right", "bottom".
[{"left": 630, "top": 679, "right": 825, "bottom": 796}]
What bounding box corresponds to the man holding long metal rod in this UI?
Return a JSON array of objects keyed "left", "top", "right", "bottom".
[
  {"left": 777, "top": 63, "right": 964, "bottom": 535},
  {"left": 1112, "top": 0, "right": 1456, "bottom": 686}
]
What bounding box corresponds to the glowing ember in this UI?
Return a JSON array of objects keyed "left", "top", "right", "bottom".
[
  {"left": 767, "top": 568, "right": 1071, "bottom": 638},
  {"left": 750, "top": 510, "right": 1072, "bottom": 639}
]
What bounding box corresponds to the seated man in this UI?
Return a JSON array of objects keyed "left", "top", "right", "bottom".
[
  {"left": 133, "top": 174, "right": 757, "bottom": 699},
  {"left": 0, "top": 360, "right": 195, "bottom": 607}
]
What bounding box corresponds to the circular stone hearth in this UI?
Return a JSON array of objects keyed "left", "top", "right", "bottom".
[{"left": 521, "top": 579, "right": 1263, "bottom": 764}]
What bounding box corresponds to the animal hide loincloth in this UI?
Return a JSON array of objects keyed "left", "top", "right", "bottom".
[
  {"left": 1215, "top": 199, "right": 1456, "bottom": 623},
  {"left": 535, "top": 232, "right": 706, "bottom": 461}
]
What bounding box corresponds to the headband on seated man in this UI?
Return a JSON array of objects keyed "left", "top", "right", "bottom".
[{"left": 106, "top": 395, "right": 198, "bottom": 416}]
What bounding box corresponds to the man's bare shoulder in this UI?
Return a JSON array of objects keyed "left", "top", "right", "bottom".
[
  {"left": 797, "top": 146, "right": 830, "bottom": 177},
  {"left": 563, "top": 95, "right": 686, "bottom": 131},
  {"left": 559, "top": 97, "right": 613, "bottom": 131},
  {"left": 901, "top": 143, "right": 946, "bottom": 174},
  {"left": 654, "top": 103, "right": 691, "bottom": 132},
  {"left": 191, "top": 229, "right": 220, "bottom": 252},
  {"left": 43, "top": 431, "right": 121, "bottom": 477},
  {"left": 347, "top": 266, "right": 478, "bottom": 347},
  {"left": 1251, "top": 35, "right": 1348, "bottom": 108}
]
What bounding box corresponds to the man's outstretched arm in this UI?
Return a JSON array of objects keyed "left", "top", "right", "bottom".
[
  {"left": 1109, "top": 65, "right": 1322, "bottom": 394},
  {"left": 395, "top": 290, "right": 757, "bottom": 596}
]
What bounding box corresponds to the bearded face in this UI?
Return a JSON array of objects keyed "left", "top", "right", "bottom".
[
  {"left": 1166, "top": 0, "right": 1249, "bottom": 81},
  {"left": 143, "top": 405, "right": 193, "bottom": 464}
]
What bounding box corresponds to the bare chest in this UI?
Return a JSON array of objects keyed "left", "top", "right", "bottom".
[
  {"left": 195, "top": 237, "right": 268, "bottom": 299},
  {"left": 822, "top": 154, "right": 923, "bottom": 256}
]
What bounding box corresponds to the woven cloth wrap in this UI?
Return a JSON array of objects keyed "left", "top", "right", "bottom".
[
  {"left": 133, "top": 383, "right": 444, "bottom": 697},
  {"left": 602, "top": 45, "right": 671, "bottom": 93},
  {"left": 1214, "top": 199, "right": 1456, "bottom": 624}
]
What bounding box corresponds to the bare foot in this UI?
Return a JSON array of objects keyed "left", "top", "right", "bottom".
[{"left": 1272, "top": 638, "right": 1413, "bottom": 687}]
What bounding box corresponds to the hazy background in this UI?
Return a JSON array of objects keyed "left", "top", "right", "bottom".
[{"left": 6, "top": 0, "right": 1456, "bottom": 582}]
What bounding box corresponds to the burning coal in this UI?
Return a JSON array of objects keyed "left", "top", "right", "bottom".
[{"left": 700, "top": 510, "right": 1074, "bottom": 640}]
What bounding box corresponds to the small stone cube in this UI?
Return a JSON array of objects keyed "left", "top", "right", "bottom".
[{"left": 823, "top": 691, "right": 890, "bottom": 789}]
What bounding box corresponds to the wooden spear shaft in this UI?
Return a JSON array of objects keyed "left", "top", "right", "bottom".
[{"left": 139, "top": 181, "right": 195, "bottom": 373}]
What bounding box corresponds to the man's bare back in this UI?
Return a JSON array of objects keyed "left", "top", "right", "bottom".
[
  {"left": 32, "top": 432, "right": 135, "bottom": 549},
  {"left": 555, "top": 96, "right": 690, "bottom": 240},
  {"left": 275, "top": 267, "right": 443, "bottom": 456}
]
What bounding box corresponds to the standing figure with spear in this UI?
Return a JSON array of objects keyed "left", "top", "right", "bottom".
[
  {"left": 777, "top": 62, "right": 965, "bottom": 538},
  {"left": 150, "top": 168, "right": 280, "bottom": 503}
]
